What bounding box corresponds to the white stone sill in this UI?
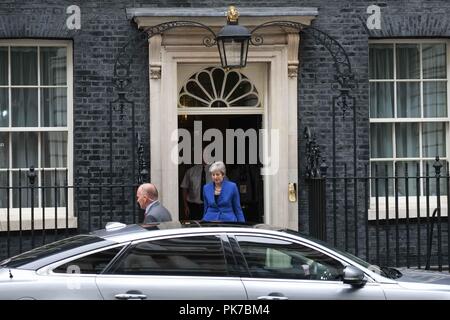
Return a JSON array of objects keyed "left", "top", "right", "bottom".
[
  {"left": 368, "top": 196, "right": 448, "bottom": 220},
  {"left": 0, "top": 208, "right": 78, "bottom": 232}
]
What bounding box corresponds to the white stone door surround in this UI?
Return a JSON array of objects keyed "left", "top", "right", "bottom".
[{"left": 127, "top": 7, "right": 318, "bottom": 230}]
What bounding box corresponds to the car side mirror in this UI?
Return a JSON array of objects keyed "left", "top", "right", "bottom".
[{"left": 342, "top": 265, "right": 367, "bottom": 287}]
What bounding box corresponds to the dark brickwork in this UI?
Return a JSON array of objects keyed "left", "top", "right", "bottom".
[{"left": 0, "top": 0, "right": 449, "bottom": 266}]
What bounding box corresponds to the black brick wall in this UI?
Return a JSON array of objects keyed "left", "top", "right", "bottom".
[{"left": 1, "top": 0, "right": 449, "bottom": 266}]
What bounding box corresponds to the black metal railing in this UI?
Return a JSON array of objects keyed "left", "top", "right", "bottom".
[
  {"left": 0, "top": 167, "right": 142, "bottom": 260},
  {"left": 307, "top": 156, "right": 450, "bottom": 272},
  {"left": 2, "top": 162, "right": 450, "bottom": 273}
]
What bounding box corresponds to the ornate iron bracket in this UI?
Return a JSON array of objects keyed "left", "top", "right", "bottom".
[
  {"left": 113, "top": 21, "right": 217, "bottom": 96},
  {"left": 250, "top": 21, "right": 355, "bottom": 90},
  {"left": 143, "top": 21, "right": 217, "bottom": 46}
]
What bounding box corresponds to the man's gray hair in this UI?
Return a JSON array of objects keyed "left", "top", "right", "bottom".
[{"left": 209, "top": 161, "right": 226, "bottom": 175}]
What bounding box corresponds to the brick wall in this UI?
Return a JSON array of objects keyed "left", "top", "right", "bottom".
[{"left": 1, "top": 0, "right": 450, "bottom": 265}]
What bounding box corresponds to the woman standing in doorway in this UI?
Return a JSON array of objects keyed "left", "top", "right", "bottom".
[{"left": 202, "top": 161, "right": 246, "bottom": 222}]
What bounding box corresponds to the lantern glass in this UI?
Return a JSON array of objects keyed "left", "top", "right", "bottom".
[{"left": 217, "top": 38, "right": 249, "bottom": 68}]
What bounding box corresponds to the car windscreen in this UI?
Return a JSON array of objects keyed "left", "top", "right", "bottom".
[
  {"left": 0, "top": 235, "right": 107, "bottom": 269},
  {"left": 281, "top": 229, "right": 392, "bottom": 278}
]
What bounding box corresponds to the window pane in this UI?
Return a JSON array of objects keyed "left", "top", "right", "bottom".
[
  {"left": 0, "top": 172, "right": 7, "bottom": 208},
  {"left": 41, "top": 88, "right": 67, "bottom": 126},
  {"left": 198, "top": 71, "right": 214, "bottom": 96},
  {"left": 423, "top": 44, "right": 446, "bottom": 79},
  {"left": 396, "top": 123, "right": 419, "bottom": 157},
  {"left": 371, "top": 162, "right": 394, "bottom": 197},
  {"left": 0, "top": 47, "right": 7, "bottom": 85},
  {"left": 41, "top": 132, "right": 67, "bottom": 168},
  {"left": 0, "top": 132, "right": 8, "bottom": 168},
  {"left": 397, "top": 82, "right": 420, "bottom": 117},
  {"left": 212, "top": 68, "right": 225, "bottom": 96},
  {"left": 11, "top": 47, "right": 37, "bottom": 85},
  {"left": 1, "top": 235, "right": 104, "bottom": 268},
  {"left": 370, "top": 123, "right": 392, "bottom": 158},
  {"left": 53, "top": 246, "right": 123, "bottom": 274},
  {"left": 396, "top": 44, "right": 420, "bottom": 79},
  {"left": 11, "top": 88, "right": 38, "bottom": 127},
  {"left": 0, "top": 88, "right": 8, "bottom": 127},
  {"left": 423, "top": 81, "right": 447, "bottom": 117},
  {"left": 369, "top": 44, "right": 393, "bottom": 79},
  {"left": 422, "top": 122, "right": 446, "bottom": 157},
  {"left": 42, "top": 170, "right": 67, "bottom": 208},
  {"left": 370, "top": 82, "right": 394, "bottom": 118},
  {"left": 395, "top": 161, "right": 419, "bottom": 196},
  {"left": 236, "top": 236, "right": 344, "bottom": 281},
  {"left": 185, "top": 81, "right": 210, "bottom": 103},
  {"left": 223, "top": 71, "right": 241, "bottom": 99},
  {"left": 111, "top": 236, "right": 227, "bottom": 277},
  {"left": 40, "top": 47, "right": 67, "bottom": 86},
  {"left": 423, "top": 160, "right": 448, "bottom": 196},
  {"left": 11, "top": 132, "right": 38, "bottom": 168},
  {"left": 12, "top": 170, "right": 39, "bottom": 208}
]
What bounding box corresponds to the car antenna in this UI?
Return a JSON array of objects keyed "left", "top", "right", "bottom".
[{"left": 9, "top": 269, "right": 13, "bottom": 279}]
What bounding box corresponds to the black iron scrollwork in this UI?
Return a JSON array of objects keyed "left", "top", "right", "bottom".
[
  {"left": 137, "top": 134, "right": 149, "bottom": 184},
  {"left": 142, "top": 21, "right": 217, "bottom": 46},
  {"left": 250, "top": 21, "right": 355, "bottom": 91},
  {"left": 304, "top": 127, "right": 327, "bottom": 178}
]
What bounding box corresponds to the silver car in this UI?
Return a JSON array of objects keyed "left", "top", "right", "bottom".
[{"left": 1, "top": 221, "right": 450, "bottom": 300}]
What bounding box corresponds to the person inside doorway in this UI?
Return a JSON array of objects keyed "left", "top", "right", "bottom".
[
  {"left": 180, "top": 161, "right": 211, "bottom": 220},
  {"left": 202, "top": 161, "right": 245, "bottom": 222}
]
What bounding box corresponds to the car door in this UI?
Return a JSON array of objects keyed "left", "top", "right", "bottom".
[
  {"left": 96, "top": 233, "right": 247, "bottom": 300},
  {"left": 232, "top": 234, "right": 386, "bottom": 300},
  {"left": 32, "top": 245, "right": 125, "bottom": 300}
]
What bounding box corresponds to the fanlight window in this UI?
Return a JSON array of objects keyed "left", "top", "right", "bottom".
[{"left": 178, "top": 67, "right": 260, "bottom": 108}]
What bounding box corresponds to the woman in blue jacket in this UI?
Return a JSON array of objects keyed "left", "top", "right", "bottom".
[{"left": 202, "top": 161, "right": 246, "bottom": 222}]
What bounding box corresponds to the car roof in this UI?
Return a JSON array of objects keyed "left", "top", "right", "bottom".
[{"left": 92, "top": 221, "right": 285, "bottom": 243}]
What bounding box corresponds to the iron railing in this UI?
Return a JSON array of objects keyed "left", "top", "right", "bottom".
[
  {"left": 307, "top": 157, "right": 450, "bottom": 272},
  {"left": 0, "top": 168, "right": 142, "bottom": 260},
  {"left": 1, "top": 163, "right": 449, "bottom": 273}
]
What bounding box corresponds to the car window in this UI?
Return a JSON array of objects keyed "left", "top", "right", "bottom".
[
  {"left": 236, "top": 235, "right": 344, "bottom": 281},
  {"left": 109, "top": 235, "right": 228, "bottom": 277},
  {"left": 0, "top": 235, "right": 105, "bottom": 269},
  {"left": 52, "top": 246, "right": 124, "bottom": 275}
]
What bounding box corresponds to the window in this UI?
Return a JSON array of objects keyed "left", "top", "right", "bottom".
[
  {"left": 0, "top": 235, "right": 104, "bottom": 269},
  {"left": 0, "top": 40, "right": 73, "bottom": 230},
  {"left": 369, "top": 40, "right": 449, "bottom": 198},
  {"left": 53, "top": 246, "right": 124, "bottom": 275},
  {"left": 236, "top": 235, "right": 344, "bottom": 281},
  {"left": 110, "top": 235, "right": 228, "bottom": 277}
]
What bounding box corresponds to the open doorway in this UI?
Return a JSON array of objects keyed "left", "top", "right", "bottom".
[{"left": 178, "top": 114, "right": 264, "bottom": 223}]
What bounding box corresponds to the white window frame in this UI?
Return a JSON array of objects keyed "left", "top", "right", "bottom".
[
  {"left": 0, "top": 39, "right": 75, "bottom": 231},
  {"left": 369, "top": 39, "right": 450, "bottom": 220}
]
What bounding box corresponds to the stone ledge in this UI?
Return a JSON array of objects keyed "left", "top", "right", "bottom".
[{"left": 0, "top": 209, "right": 78, "bottom": 232}]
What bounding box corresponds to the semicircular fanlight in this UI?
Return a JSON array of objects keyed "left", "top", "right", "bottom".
[{"left": 178, "top": 67, "right": 260, "bottom": 108}]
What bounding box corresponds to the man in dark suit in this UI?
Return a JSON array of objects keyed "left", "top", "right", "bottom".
[{"left": 136, "top": 183, "right": 172, "bottom": 223}]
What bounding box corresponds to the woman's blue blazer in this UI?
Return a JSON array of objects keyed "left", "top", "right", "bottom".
[{"left": 202, "top": 180, "right": 245, "bottom": 222}]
